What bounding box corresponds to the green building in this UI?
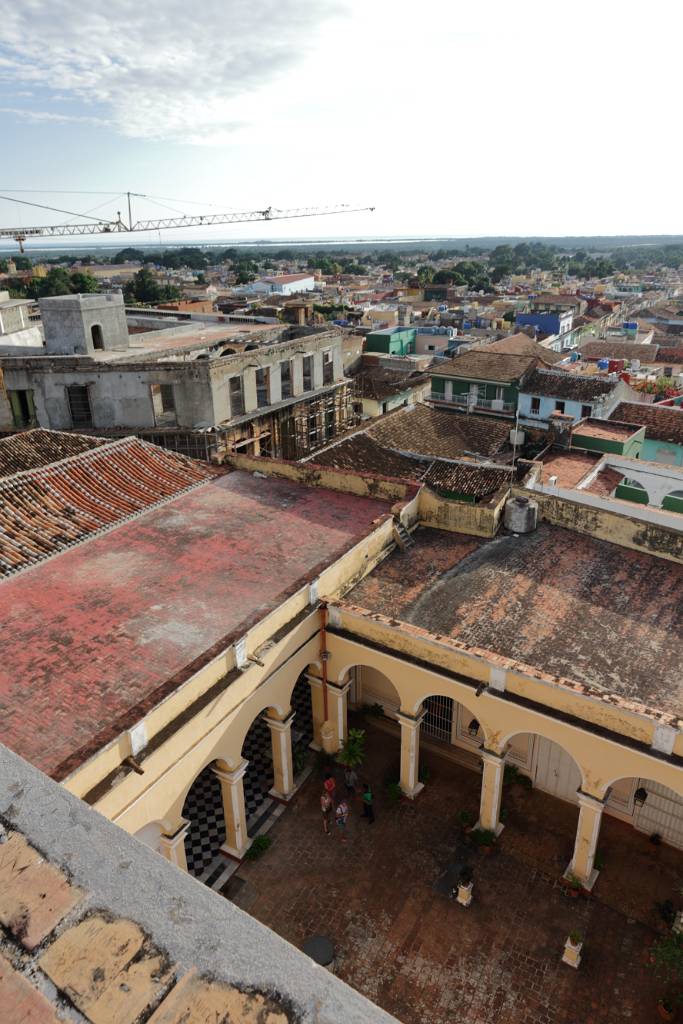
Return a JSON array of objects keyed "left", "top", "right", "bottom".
[
  {"left": 430, "top": 350, "right": 536, "bottom": 416},
  {"left": 365, "top": 327, "right": 416, "bottom": 356}
]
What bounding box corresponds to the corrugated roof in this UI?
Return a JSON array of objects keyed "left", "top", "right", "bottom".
[
  {"left": 0, "top": 429, "right": 107, "bottom": 478},
  {"left": 0, "top": 437, "right": 210, "bottom": 577}
]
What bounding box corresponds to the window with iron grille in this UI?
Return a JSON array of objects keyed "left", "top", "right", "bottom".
[
  {"left": 229, "top": 376, "right": 244, "bottom": 416},
  {"left": 67, "top": 385, "right": 93, "bottom": 428},
  {"left": 422, "top": 695, "right": 454, "bottom": 743}
]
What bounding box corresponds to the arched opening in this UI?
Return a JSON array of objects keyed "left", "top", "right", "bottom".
[
  {"left": 615, "top": 477, "right": 649, "bottom": 505},
  {"left": 499, "top": 732, "right": 585, "bottom": 870},
  {"left": 182, "top": 762, "right": 224, "bottom": 878},
  {"left": 593, "top": 777, "right": 683, "bottom": 919},
  {"left": 91, "top": 323, "right": 104, "bottom": 350},
  {"left": 220, "top": 347, "right": 237, "bottom": 356},
  {"left": 662, "top": 490, "right": 683, "bottom": 514}
]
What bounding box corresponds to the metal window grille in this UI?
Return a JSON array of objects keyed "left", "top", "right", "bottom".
[{"left": 422, "top": 695, "right": 454, "bottom": 743}]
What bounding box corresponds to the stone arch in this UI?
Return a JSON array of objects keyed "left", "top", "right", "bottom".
[
  {"left": 600, "top": 775, "right": 683, "bottom": 850},
  {"left": 338, "top": 663, "right": 402, "bottom": 714},
  {"left": 500, "top": 728, "right": 589, "bottom": 799},
  {"left": 662, "top": 490, "right": 683, "bottom": 513}
]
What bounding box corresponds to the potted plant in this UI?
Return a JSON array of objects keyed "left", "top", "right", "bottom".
[
  {"left": 562, "top": 931, "right": 583, "bottom": 969},
  {"left": 336, "top": 728, "right": 365, "bottom": 770},
  {"left": 563, "top": 873, "right": 583, "bottom": 899},
  {"left": 458, "top": 809, "right": 475, "bottom": 830},
  {"left": 456, "top": 865, "right": 474, "bottom": 907},
  {"left": 470, "top": 828, "right": 496, "bottom": 854},
  {"left": 649, "top": 930, "right": 683, "bottom": 1019}
]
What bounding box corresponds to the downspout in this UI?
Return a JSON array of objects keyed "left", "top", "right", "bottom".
[{"left": 319, "top": 601, "right": 330, "bottom": 723}]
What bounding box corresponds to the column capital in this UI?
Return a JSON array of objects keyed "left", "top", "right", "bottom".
[
  {"left": 213, "top": 759, "right": 249, "bottom": 785},
  {"left": 576, "top": 789, "right": 606, "bottom": 812},
  {"left": 160, "top": 817, "right": 190, "bottom": 842},
  {"left": 480, "top": 748, "right": 505, "bottom": 766},
  {"left": 306, "top": 674, "right": 323, "bottom": 691},
  {"left": 397, "top": 709, "right": 426, "bottom": 730},
  {"left": 265, "top": 711, "right": 296, "bottom": 734},
  {"left": 328, "top": 679, "right": 352, "bottom": 697}
]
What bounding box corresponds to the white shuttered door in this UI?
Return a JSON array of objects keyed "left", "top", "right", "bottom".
[{"left": 533, "top": 737, "right": 581, "bottom": 805}]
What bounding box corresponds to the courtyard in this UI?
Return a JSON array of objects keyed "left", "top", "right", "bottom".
[{"left": 225, "top": 719, "right": 683, "bottom": 1024}]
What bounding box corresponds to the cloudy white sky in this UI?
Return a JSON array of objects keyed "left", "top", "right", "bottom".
[{"left": 0, "top": 0, "right": 679, "bottom": 247}]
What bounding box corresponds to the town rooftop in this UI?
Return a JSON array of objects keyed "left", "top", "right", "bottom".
[{"left": 0, "top": 470, "right": 391, "bottom": 780}]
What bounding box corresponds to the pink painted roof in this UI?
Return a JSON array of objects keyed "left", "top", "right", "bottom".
[{"left": 0, "top": 471, "right": 390, "bottom": 779}]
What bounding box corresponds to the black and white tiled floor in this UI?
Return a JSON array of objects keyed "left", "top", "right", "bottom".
[{"left": 183, "top": 673, "right": 314, "bottom": 880}]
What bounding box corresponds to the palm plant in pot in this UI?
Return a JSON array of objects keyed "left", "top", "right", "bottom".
[{"left": 336, "top": 728, "right": 366, "bottom": 770}]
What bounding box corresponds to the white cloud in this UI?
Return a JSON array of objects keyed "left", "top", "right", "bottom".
[
  {"left": 0, "top": 0, "right": 346, "bottom": 143},
  {"left": 0, "top": 106, "right": 110, "bottom": 127}
]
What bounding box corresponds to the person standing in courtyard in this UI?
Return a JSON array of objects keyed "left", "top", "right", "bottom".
[
  {"left": 362, "top": 782, "right": 375, "bottom": 824},
  {"left": 344, "top": 765, "right": 358, "bottom": 800},
  {"left": 335, "top": 797, "right": 349, "bottom": 843},
  {"left": 320, "top": 790, "right": 333, "bottom": 836},
  {"left": 323, "top": 770, "right": 336, "bottom": 804}
]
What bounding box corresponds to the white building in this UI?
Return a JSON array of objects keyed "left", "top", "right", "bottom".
[{"left": 252, "top": 274, "right": 316, "bottom": 296}]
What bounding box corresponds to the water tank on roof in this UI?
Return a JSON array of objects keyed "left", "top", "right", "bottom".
[
  {"left": 504, "top": 496, "right": 538, "bottom": 534},
  {"left": 631, "top": 358, "right": 640, "bottom": 371},
  {"left": 597, "top": 358, "right": 610, "bottom": 370},
  {"left": 509, "top": 428, "right": 526, "bottom": 446}
]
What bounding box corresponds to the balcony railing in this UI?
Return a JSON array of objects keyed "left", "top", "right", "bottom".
[{"left": 430, "top": 392, "right": 515, "bottom": 413}]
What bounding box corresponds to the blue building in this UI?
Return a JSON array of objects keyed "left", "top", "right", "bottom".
[{"left": 516, "top": 310, "right": 573, "bottom": 345}]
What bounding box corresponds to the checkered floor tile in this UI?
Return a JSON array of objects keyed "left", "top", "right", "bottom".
[{"left": 183, "top": 673, "right": 314, "bottom": 877}]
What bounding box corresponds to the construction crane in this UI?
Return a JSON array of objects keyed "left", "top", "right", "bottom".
[{"left": 0, "top": 191, "right": 375, "bottom": 252}]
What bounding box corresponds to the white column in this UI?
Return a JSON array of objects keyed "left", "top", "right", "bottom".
[
  {"left": 397, "top": 709, "right": 426, "bottom": 799},
  {"left": 266, "top": 711, "right": 297, "bottom": 801},
  {"left": 327, "top": 680, "right": 351, "bottom": 751},
  {"left": 214, "top": 760, "right": 251, "bottom": 860},
  {"left": 477, "top": 749, "right": 505, "bottom": 836},
  {"left": 565, "top": 790, "right": 604, "bottom": 891},
  {"left": 158, "top": 818, "right": 190, "bottom": 872}
]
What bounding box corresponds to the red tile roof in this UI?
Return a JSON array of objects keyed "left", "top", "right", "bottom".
[
  {"left": 609, "top": 402, "right": 683, "bottom": 445},
  {"left": 0, "top": 429, "right": 107, "bottom": 477},
  {"left": 0, "top": 437, "right": 209, "bottom": 577}
]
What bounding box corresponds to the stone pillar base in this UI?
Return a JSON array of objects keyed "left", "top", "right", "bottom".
[
  {"left": 401, "top": 781, "right": 424, "bottom": 800},
  {"left": 563, "top": 864, "right": 599, "bottom": 891},
  {"left": 475, "top": 820, "right": 505, "bottom": 837},
  {"left": 269, "top": 782, "right": 300, "bottom": 803},
  {"left": 220, "top": 838, "right": 253, "bottom": 862}
]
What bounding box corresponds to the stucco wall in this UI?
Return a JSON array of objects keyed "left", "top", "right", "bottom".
[{"left": 418, "top": 485, "right": 508, "bottom": 537}]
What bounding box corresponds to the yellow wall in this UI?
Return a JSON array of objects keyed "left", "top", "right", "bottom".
[{"left": 418, "top": 485, "right": 508, "bottom": 537}]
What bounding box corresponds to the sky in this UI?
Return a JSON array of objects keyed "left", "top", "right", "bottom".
[{"left": 0, "top": 0, "right": 680, "bottom": 250}]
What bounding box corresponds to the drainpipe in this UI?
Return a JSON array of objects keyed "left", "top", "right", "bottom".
[
  {"left": 318, "top": 601, "right": 336, "bottom": 753},
  {"left": 319, "top": 601, "right": 330, "bottom": 722}
]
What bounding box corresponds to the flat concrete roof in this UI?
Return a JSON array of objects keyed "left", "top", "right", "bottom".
[
  {"left": 0, "top": 471, "right": 390, "bottom": 779},
  {"left": 349, "top": 524, "right": 683, "bottom": 717}
]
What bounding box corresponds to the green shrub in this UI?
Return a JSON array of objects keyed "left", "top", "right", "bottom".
[
  {"left": 649, "top": 931, "right": 683, "bottom": 1006},
  {"left": 470, "top": 828, "right": 496, "bottom": 848},
  {"left": 362, "top": 702, "right": 385, "bottom": 718},
  {"left": 386, "top": 781, "right": 402, "bottom": 803},
  {"left": 336, "top": 728, "right": 366, "bottom": 769},
  {"left": 245, "top": 834, "right": 271, "bottom": 860}
]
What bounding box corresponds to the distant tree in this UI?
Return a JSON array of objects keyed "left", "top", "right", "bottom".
[
  {"left": 69, "top": 271, "right": 100, "bottom": 294},
  {"left": 123, "top": 266, "right": 181, "bottom": 304},
  {"left": 235, "top": 269, "right": 255, "bottom": 285},
  {"left": 0, "top": 259, "right": 7, "bottom": 273},
  {"left": 14, "top": 256, "right": 31, "bottom": 271},
  {"left": 113, "top": 247, "right": 146, "bottom": 263},
  {"left": 28, "top": 267, "right": 73, "bottom": 298}
]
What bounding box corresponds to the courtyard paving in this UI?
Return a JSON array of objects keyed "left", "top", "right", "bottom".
[{"left": 228, "top": 720, "right": 683, "bottom": 1024}]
